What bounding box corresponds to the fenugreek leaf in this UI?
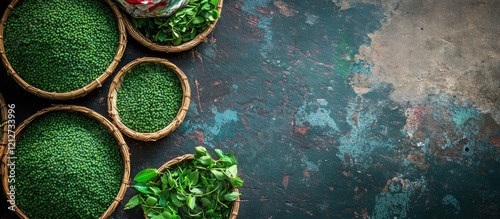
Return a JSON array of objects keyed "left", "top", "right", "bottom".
[
  {"left": 194, "top": 146, "right": 208, "bottom": 157},
  {"left": 200, "top": 197, "right": 212, "bottom": 207},
  {"left": 189, "top": 170, "right": 199, "bottom": 185},
  {"left": 187, "top": 195, "right": 196, "bottom": 210},
  {"left": 151, "top": 186, "right": 161, "bottom": 195},
  {"left": 159, "top": 190, "right": 168, "bottom": 207},
  {"left": 171, "top": 193, "right": 183, "bottom": 207},
  {"left": 224, "top": 191, "right": 240, "bottom": 201},
  {"left": 192, "top": 16, "right": 205, "bottom": 25},
  {"left": 134, "top": 168, "right": 159, "bottom": 183},
  {"left": 229, "top": 176, "right": 244, "bottom": 187},
  {"left": 124, "top": 195, "right": 141, "bottom": 210},
  {"left": 228, "top": 165, "right": 238, "bottom": 177},
  {"left": 210, "top": 169, "right": 226, "bottom": 180},
  {"left": 134, "top": 183, "right": 153, "bottom": 194},
  {"left": 214, "top": 148, "right": 224, "bottom": 159},
  {"left": 146, "top": 196, "right": 158, "bottom": 206}
]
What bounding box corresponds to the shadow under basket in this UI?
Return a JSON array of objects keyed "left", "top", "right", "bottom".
[
  {"left": 121, "top": 0, "right": 223, "bottom": 53},
  {"left": 107, "top": 57, "right": 191, "bottom": 141},
  {"left": 0, "top": 105, "right": 131, "bottom": 219},
  {"left": 143, "top": 154, "right": 240, "bottom": 219},
  {"left": 0, "top": 0, "right": 127, "bottom": 100}
]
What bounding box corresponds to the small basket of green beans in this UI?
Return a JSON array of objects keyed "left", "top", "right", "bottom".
[
  {"left": 0, "top": 0, "right": 127, "bottom": 100},
  {"left": 107, "top": 57, "right": 191, "bottom": 141},
  {"left": 121, "top": 0, "right": 223, "bottom": 53},
  {"left": 0, "top": 105, "right": 131, "bottom": 219}
]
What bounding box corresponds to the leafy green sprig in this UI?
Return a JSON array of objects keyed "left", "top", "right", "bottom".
[
  {"left": 131, "top": 0, "right": 220, "bottom": 45},
  {"left": 125, "top": 146, "right": 243, "bottom": 219}
]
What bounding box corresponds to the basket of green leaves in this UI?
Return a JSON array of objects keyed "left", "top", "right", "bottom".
[
  {"left": 107, "top": 57, "right": 190, "bottom": 141},
  {"left": 124, "top": 146, "right": 243, "bottom": 219},
  {"left": 122, "top": 0, "right": 223, "bottom": 52},
  {"left": 0, "top": 0, "right": 127, "bottom": 100},
  {"left": 0, "top": 105, "right": 131, "bottom": 218}
]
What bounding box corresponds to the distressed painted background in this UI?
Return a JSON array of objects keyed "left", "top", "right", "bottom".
[{"left": 1, "top": 0, "right": 500, "bottom": 218}]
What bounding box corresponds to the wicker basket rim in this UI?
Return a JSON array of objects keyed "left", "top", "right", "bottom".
[
  {"left": 122, "top": 0, "right": 223, "bottom": 53},
  {"left": 107, "top": 57, "right": 191, "bottom": 142},
  {"left": 0, "top": 0, "right": 127, "bottom": 100},
  {"left": 140, "top": 154, "right": 239, "bottom": 219},
  {"left": 0, "top": 93, "right": 7, "bottom": 157},
  {"left": 0, "top": 105, "right": 131, "bottom": 219}
]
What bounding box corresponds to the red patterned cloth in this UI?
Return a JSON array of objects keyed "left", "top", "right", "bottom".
[
  {"left": 116, "top": 0, "right": 189, "bottom": 18},
  {"left": 125, "top": 0, "right": 155, "bottom": 4}
]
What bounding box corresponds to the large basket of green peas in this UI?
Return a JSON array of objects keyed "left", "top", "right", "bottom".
[
  {"left": 0, "top": 0, "right": 127, "bottom": 100},
  {"left": 121, "top": 0, "right": 223, "bottom": 53},
  {"left": 108, "top": 57, "right": 191, "bottom": 141},
  {"left": 1, "top": 105, "right": 131, "bottom": 219}
]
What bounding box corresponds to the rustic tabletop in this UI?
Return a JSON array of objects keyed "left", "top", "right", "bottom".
[{"left": 1, "top": 0, "right": 500, "bottom": 218}]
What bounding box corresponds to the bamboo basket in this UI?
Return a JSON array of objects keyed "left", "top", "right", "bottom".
[
  {"left": 0, "top": 93, "right": 7, "bottom": 157},
  {"left": 142, "top": 154, "right": 240, "bottom": 219},
  {"left": 0, "top": 0, "right": 127, "bottom": 100},
  {"left": 108, "top": 57, "right": 191, "bottom": 141},
  {"left": 0, "top": 105, "right": 131, "bottom": 219},
  {"left": 122, "top": 0, "right": 223, "bottom": 53}
]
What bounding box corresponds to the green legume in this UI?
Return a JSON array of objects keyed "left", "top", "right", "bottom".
[
  {"left": 4, "top": 0, "right": 119, "bottom": 93},
  {"left": 117, "top": 62, "right": 183, "bottom": 133},
  {"left": 14, "top": 111, "right": 124, "bottom": 218}
]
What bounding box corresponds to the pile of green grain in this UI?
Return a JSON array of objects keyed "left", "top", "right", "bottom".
[
  {"left": 3, "top": 0, "right": 119, "bottom": 93},
  {"left": 14, "top": 111, "right": 124, "bottom": 218},
  {"left": 117, "top": 63, "right": 183, "bottom": 133}
]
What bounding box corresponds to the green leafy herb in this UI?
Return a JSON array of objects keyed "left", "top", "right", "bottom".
[
  {"left": 124, "top": 146, "right": 243, "bottom": 219},
  {"left": 124, "top": 195, "right": 141, "bottom": 210},
  {"left": 134, "top": 168, "right": 160, "bottom": 183}
]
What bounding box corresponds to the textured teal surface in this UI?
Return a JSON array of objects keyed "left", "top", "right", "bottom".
[{"left": 1, "top": 0, "right": 500, "bottom": 218}]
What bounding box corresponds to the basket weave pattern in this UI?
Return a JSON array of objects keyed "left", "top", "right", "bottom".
[
  {"left": 108, "top": 57, "right": 191, "bottom": 141},
  {"left": 0, "top": 93, "right": 7, "bottom": 157},
  {"left": 122, "top": 0, "right": 223, "bottom": 53},
  {"left": 0, "top": 105, "right": 131, "bottom": 219},
  {"left": 0, "top": 0, "right": 127, "bottom": 100}
]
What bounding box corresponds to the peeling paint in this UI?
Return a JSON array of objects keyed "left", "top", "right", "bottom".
[
  {"left": 442, "top": 194, "right": 461, "bottom": 215},
  {"left": 241, "top": 0, "right": 273, "bottom": 15},
  {"left": 337, "top": 100, "right": 394, "bottom": 168},
  {"left": 373, "top": 176, "right": 426, "bottom": 219},
  {"left": 258, "top": 17, "right": 274, "bottom": 59},
  {"left": 295, "top": 101, "right": 339, "bottom": 132},
  {"left": 451, "top": 106, "right": 480, "bottom": 127},
  {"left": 301, "top": 157, "right": 320, "bottom": 172},
  {"left": 305, "top": 12, "right": 319, "bottom": 25},
  {"left": 181, "top": 108, "right": 239, "bottom": 148},
  {"left": 274, "top": 1, "right": 297, "bottom": 17},
  {"left": 355, "top": 0, "right": 500, "bottom": 124}
]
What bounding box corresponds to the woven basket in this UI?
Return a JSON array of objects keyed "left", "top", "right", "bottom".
[
  {"left": 0, "top": 105, "right": 131, "bottom": 219},
  {"left": 0, "top": 93, "right": 7, "bottom": 157},
  {"left": 0, "top": 0, "right": 127, "bottom": 100},
  {"left": 122, "top": 0, "right": 223, "bottom": 53},
  {"left": 143, "top": 154, "right": 240, "bottom": 219},
  {"left": 108, "top": 57, "right": 191, "bottom": 141}
]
